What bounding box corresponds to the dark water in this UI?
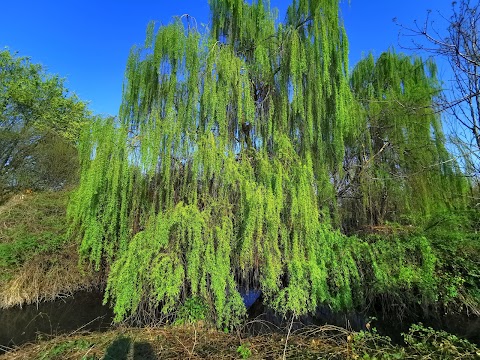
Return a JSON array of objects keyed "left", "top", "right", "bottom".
[
  {"left": 0, "top": 291, "right": 113, "bottom": 352},
  {"left": 247, "top": 296, "right": 480, "bottom": 346},
  {"left": 1, "top": 290, "right": 479, "bottom": 353}
]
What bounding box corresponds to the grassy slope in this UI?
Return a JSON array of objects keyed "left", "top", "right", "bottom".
[{"left": 0, "top": 190, "right": 99, "bottom": 308}]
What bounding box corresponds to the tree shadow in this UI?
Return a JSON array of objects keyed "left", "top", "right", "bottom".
[
  {"left": 103, "top": 336, "right": 157, "bottom": 360},
  {"left": 103, "top": 336, "right": 131, "bottom": 360}
]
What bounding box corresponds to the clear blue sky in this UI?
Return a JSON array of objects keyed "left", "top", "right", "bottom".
[{"left": 1, "top": 0, "right": 454, "bottom": 116}]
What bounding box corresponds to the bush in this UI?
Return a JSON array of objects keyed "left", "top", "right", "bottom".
[
  {"left": 174, "top": 296, "right": 209, "bottom": 325},
  {"left": 403, "top": 323, "right": 479, "bottom": 358},
  {"left": 351, "top": 323, "right": 479, "bottom": 359}
]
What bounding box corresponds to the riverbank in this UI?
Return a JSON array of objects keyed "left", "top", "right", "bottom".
[
  {"left": 0, "top": 243, "right": 101, "bottom": 309},
  {"left": 0, "top": 190, "right": 101, "bottom": 309},
  {"left": 2, "top": 322, "right": 479, "bottom": 360}
]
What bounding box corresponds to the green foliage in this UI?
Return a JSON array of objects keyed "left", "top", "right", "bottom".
[
  {"left": 174, "top": 296, "right": 209, "bottom": 325},
  {"left": 351, "top": 323, "right": 480, "bottom": 359},
  {"left": 39, "top": 339, "right": 92, "bottom": 360},
  {"left": 0, "top": 49, "right": 89, "bottom": 196},
  {"left": 0, "top": 235, "right": 59, "bottom": 268},
  {"left": 403, "top": 323, "right": 480, "bottom": 358},
  {"left": 366, "top": 235, "right": 437, "bottom": 302},
  {"left": 236, "top": 342, "right": 252, "bottom": 359},
  {"left": 344, "top": 51, "right": 468, "bottom": 230},
  {"left": 351, "top": 328, "right": 401, "bottom": 360},
  {"left": 68, "top": 0, "right": 473, "bottom": 327},
  {"left": 423, "top": 210, "right": 480, "bottom": 309}
]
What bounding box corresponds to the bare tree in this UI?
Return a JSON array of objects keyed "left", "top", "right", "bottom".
[{"left": 396, "top": 0, "right": 480, "bottom": 176}]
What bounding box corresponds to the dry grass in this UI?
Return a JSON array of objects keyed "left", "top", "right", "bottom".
[
  {"left": 2, "top": 321, "right": 479, "bottom": 360},
  {"left": 0, "top": 324, "right": 352, "bottom": 360},
  {"left": 0, "top": 243, "right": 101, "bottom": 309}
]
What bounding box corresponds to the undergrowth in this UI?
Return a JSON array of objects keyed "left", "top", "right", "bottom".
[
  {"left": 423, "top": 210, "right": 480, "bottom": 314},
  {"left": 351, "top": 323, "right": 480, "bottom": 359}
]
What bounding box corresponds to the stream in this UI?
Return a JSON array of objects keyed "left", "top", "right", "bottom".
[
  {"left": 1, "top": 290, "right": 479, "bottom": 353},
  {"left": 0, "top": 291, "right": 112, "bottom": 352}
]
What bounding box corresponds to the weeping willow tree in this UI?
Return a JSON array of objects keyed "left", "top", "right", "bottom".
[
  {"left": 68, "top": 1, "right": 463, "bottom": 326},
  {"left": 68, "top": 0, "right": 361, "bottom": 326},
  {"left": 341, "top": 51, "right": 467, "bottom": 231}
]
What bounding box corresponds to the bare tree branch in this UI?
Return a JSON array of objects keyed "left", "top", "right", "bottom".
[{"left": 396, "top": 0, "right": 480, "bottom": 159}]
